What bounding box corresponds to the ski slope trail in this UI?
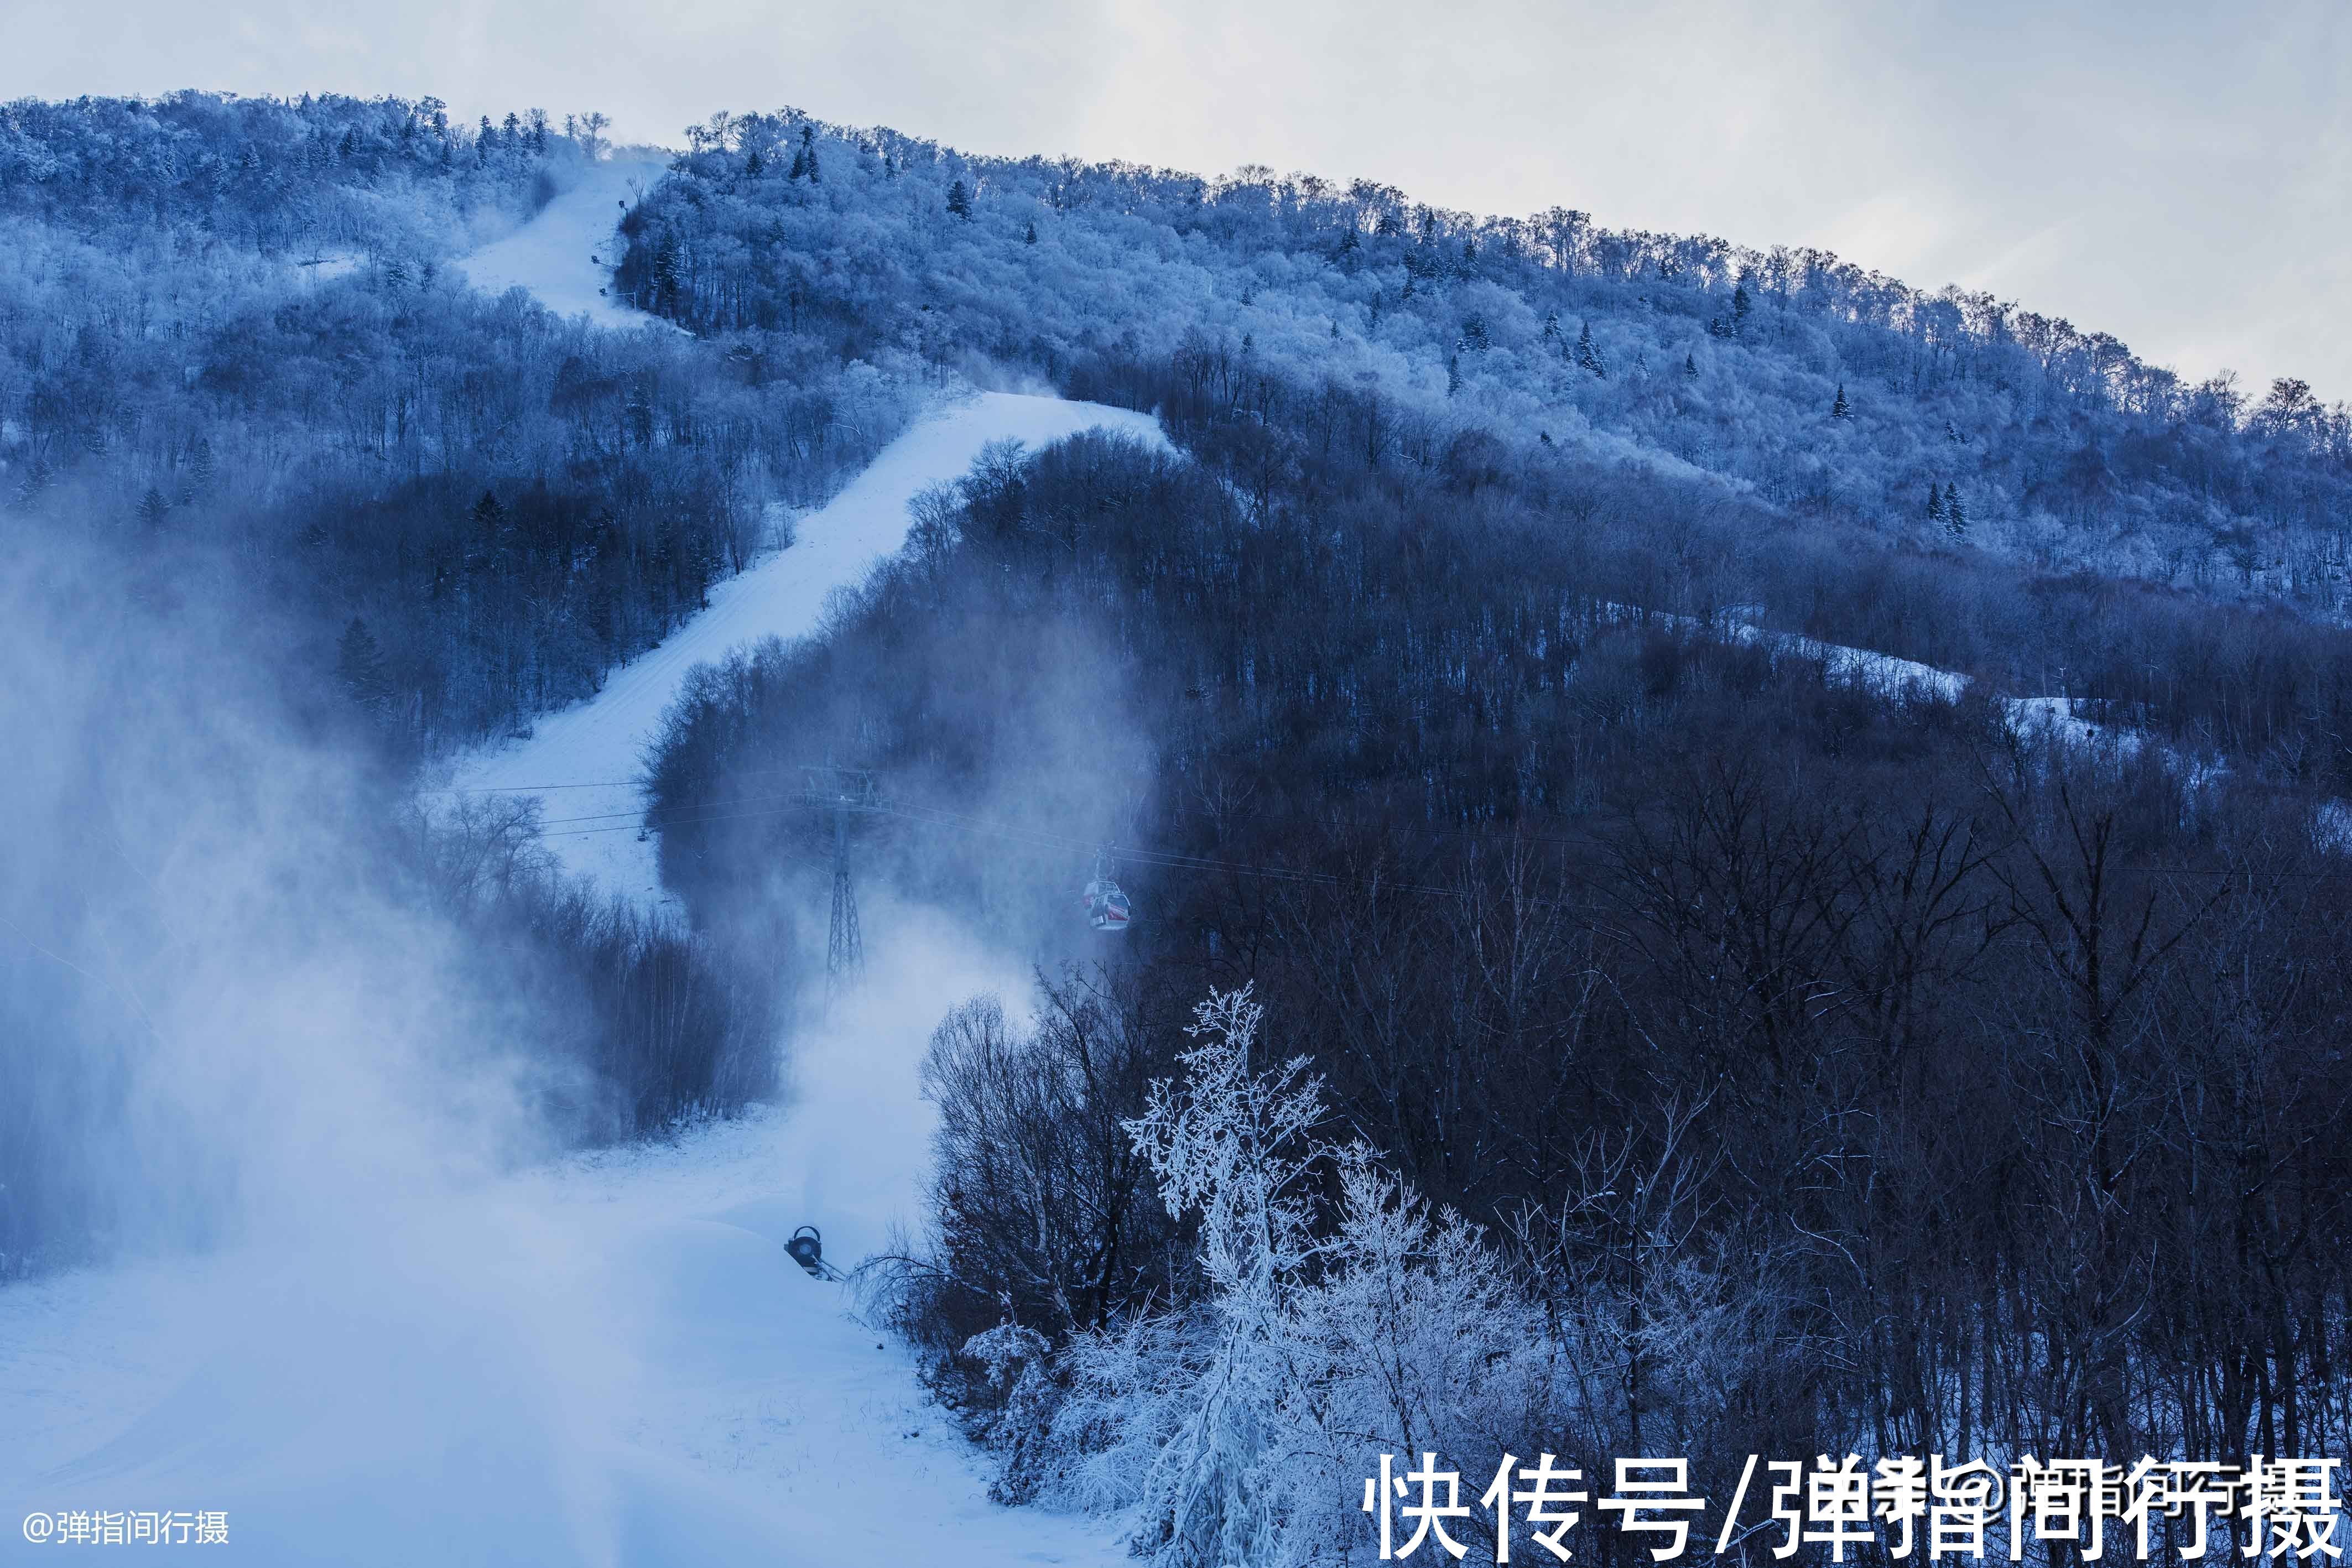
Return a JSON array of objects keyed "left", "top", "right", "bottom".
[
  {"left": 0, "top": 971, "right": 1131, "bottom": 1565},
  {"left": 446, "top": 392, "right": 1165, "bottom": 904},
  {"left": 455, "top": 154, "right": 673, "bottom": 330},
  {"left": 2, "top": 392, "right": 1168, "bottom": 1565}
]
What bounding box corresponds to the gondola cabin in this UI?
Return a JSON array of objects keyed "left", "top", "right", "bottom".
[{"left": 1084, "top": 876, "right": 1132, "bottom": 934}]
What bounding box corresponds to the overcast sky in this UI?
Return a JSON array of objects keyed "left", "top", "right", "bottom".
[{"left": 10, "top": 0, "right": 2348, "bottom": 400}]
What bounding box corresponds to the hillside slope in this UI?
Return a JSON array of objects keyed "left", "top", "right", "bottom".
[
  {"left": 454, "top": 153, "right": 675, "bottom": 331},
  {"left": 1, "top": 171, "right": 1158, "bottom": 1568},
  {"left": 615, "top": 112, "right": 2351, "bottom": 619}
]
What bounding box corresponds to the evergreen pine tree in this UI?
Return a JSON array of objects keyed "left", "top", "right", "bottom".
[
  {"left": 1731, "top": 283, "right": 1752, "bottom": 334},
  {"left": 1575, "top": 321, "right": 1605, "bottom": 378},
  {"left": 1446, "top": 353, "right": 1461, "bottom": 397},
  {"left": 1927, "top": 485, "right": 1947, "bottom": 524},
  {"left": 1024, "top": 219, "right": 1038, "bottom": 245},
  {"left": 336, "top": 617, "right": 389, "bottom": 712},
  {"left": 744, "top": 147, "right": 763, "bottom": 177},
  {"left": 1945, "top": 484, "right": 1968, "bottom": 537},
  {"left": 1831, "top": 384, "right": 1851, "bottom": 419},
  {"left": 1542, "top": 311, "right": 1559, "bottom": 342},
  {"left": 470, "top": 489, "right": 508, "bottom": 551},
  {"left": 1684, "top": 351, "right": 1699, "bottom": 377},
  {"left": 137, "top": 487, "right": 169, "bottom": 529},
  {"left": 946, "top": 179, "right": 972, "bottom": 219},
  {"left": 799, "top": 125, "right": 820, "bottom": 182},
  {"left": 652, "top": 241, "right": 682, "bottom": 308}
]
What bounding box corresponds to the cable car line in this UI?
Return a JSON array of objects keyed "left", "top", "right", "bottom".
[
  {"left": 515, "top": 784, "right": 1479, "bottom": 903},
  {"left": 434, "top": 773, "right": 2344, "bottom": 890}
]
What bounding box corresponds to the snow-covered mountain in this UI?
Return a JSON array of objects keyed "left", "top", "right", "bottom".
[{"left": 7, "top": 92, "right": 2352, "bottom": 1568}]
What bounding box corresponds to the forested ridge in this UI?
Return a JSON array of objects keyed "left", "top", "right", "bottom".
[
  {"left": 8, "top": 91, "right": 2352, "bottom": 1564},
  {"left": 617, "top": 110, "right": 2352, "bottom": 621},
  {"left": 1, "top": 94, "right": 927, "bottom": 751}
]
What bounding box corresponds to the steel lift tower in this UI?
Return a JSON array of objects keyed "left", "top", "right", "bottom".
[{"left": 801, "top": 767, "right": 876, "bottom": 999}]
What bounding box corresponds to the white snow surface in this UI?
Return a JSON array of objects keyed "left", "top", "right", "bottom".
[
  {"left": 445, "top": 392, "right": 1166, "bottom": 905},
  {"left": 454, "top": 155, "right": 674, "bottom": 331},
  {"left": 0, "top": 924, "right": 1127, "bottom": 1566},
  {"left": 1601, "top": 601, "right": 2138, "bottom": 748}
]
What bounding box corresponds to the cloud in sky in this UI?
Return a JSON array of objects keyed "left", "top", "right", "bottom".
[{"left": 9, "top": 0, "right": 2346, "bottom": 398}]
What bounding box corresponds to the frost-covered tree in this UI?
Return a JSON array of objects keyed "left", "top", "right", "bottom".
[
  {"left": 575, "top": 110, "right": 611, "bottom": 161},
  {"left": 1091, "top": 986, "right": 1331, "bottom": 1562},
  {"left": 1022, "top": 987, "right": 1552, "bottom": 1564}
]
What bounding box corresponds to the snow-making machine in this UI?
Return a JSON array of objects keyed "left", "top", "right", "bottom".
[{"left": 787, "top": 1225, "right": 846, "bottom": 1282}]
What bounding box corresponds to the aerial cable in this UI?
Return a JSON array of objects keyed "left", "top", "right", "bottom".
[{"left": 437, "top": 773, "right": 2335, "bottom": 887}]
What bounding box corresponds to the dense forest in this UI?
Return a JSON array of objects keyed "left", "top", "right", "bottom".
[
  {"left": 615, "top": 111, "right": 2352, "bottom": 622},
  {"left": 0, "top": 92, "right": 924, "bottom": 750},
  {"left": 8, "top": 90, "right": 2352, "bottom": 1565},
  {"left": 648, "top": 361, "right": 2352, "bottom": 1557}
]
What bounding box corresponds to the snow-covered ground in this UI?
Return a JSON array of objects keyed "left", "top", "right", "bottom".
[
  {"left": 1604, "top": 601, "right": 2133, "bottom": 752},
  {"left": 1, "top": 181, "right": 1167, "bottom": 1564},
  {"left": 0, "top": 921, "right": 1128, "bottom": 1566},
  {"left": 454, "top": 155, "right": 674, "bottom": 331}
]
